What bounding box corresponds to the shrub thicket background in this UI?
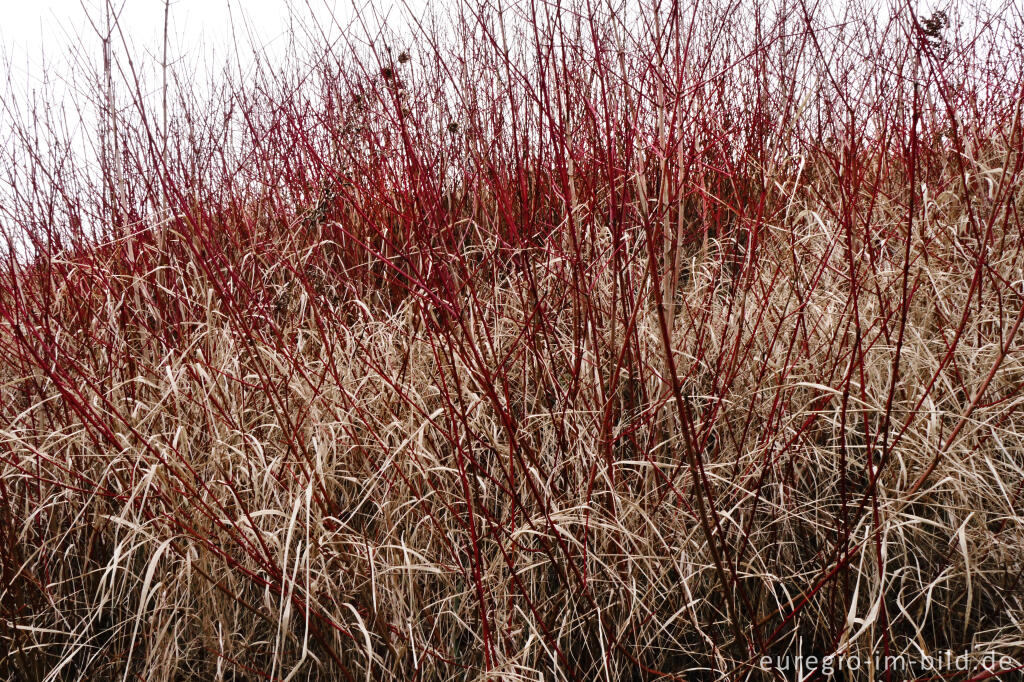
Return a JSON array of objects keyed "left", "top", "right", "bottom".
[{"left": 1, "top": 0, "right": 1023, "bottom": 679}]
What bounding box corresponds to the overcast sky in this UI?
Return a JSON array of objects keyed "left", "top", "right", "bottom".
[
  {"left": 0, "top": 0, "right": 439, "bottom": 156},
  {"left": 1, "top": 0, "right": 436, "bottom": 95},
  {"left": 1, "top": 0, "right": 1014, "bottom": 137},
  {"left": 2, "top": 0, "right": 1008, "bottom": 88},
  {"left": 5, "top": 2, "right": 333, "bottom": 84}
]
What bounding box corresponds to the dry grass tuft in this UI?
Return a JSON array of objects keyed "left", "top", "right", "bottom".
[{"left": 2, "top": 0, "right": 1023, "bottom": 679}]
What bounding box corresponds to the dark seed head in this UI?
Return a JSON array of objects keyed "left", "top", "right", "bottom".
[
  {"left": 397, "top": 51, "right": 410, "bottom": 64},
  {"left": 921, "top": 10, "right": 948, "bottom": 40},
  {"left": 447, "top": 122, "right": 459, "bottom": 133},
  {"left": 381, "top": 66, "right": 395, "bottom": 80}
]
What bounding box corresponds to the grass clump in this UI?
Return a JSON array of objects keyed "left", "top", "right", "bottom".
[{"left": 1, "top": 0, "right": 1023, "bottom": 679}]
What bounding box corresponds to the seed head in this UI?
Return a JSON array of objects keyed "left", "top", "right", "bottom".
[
  {"left": 921, "top": 10, "right": 948, "bottom": 40},
  {"left": 920, "top": 11, "right": 951, "bottom": 59},
  {"left": 397, "top": 51, "right": 411, "bottom": 64}
]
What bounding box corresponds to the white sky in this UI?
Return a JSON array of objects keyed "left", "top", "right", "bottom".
[
  {"left": 5, "top": 1, "right": 283, "bottom": 82},
  {"left": 0, "top": 0, "right": 435, "bottom": 161},
  {"left": 1, "top": 1, "right": 430, "bottom": 94},
  {"left": 1, "top": 0, "right": 1015, "bottom": 146},
  {"left": 2, "top": 0, "right": 1011, "bottom": 91}
]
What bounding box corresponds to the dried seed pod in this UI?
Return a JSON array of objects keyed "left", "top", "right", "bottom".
[
  {"left": 447, "top": 122, "right": 459, "bottom": 134},
  {"left": 397, "top": 51, "right": 410, "bottom": 64},
  {"left": 921, "top": 10, "right": 948, "bottom": 41}
]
